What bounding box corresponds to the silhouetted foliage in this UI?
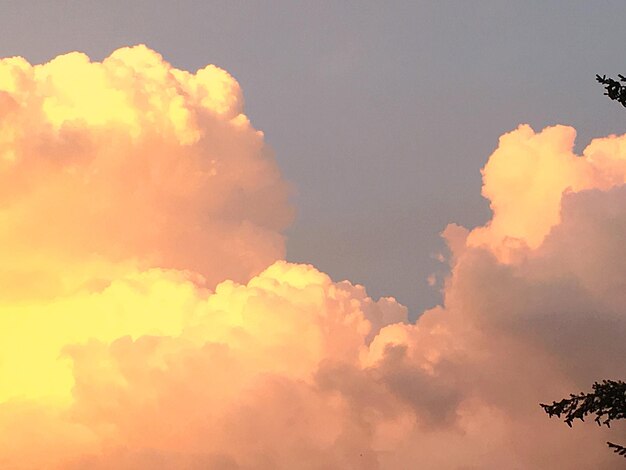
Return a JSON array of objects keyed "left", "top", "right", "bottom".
[
  {"left": 541, "top": 380, "right": 626, "bottom": 458},
  {"left": 596, "top": 74, "right": 626, "bottom": 107},
  {"left": 539, "top": 76, "right": 626, "bottom": 459}
]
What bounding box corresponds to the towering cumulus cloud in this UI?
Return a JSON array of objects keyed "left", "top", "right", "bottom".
[
  {"left": 0, "top": 47, "right": 624, "bottom": 469},
  {"left": 0, "top": 44, "right": 292, "bottom": 296}
]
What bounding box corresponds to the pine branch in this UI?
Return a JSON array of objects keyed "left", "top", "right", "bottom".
[
  {"left": 596, "top": 74, "right": 626, "bottom": 107},
  {"left": 608, "top": 441, "right": 626, "bottom": 457},
  {"left": 541, "top": 380, "right": 626, "bottom": 458}
]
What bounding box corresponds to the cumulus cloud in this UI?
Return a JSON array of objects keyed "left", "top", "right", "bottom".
[
  {"left": 1, "top": 261, "right": 409, "bottom": 469},
  {"left": 468, "top": 124, "right": 626, "bottom": 260},
  {"left": 0, "top": 45, "right": 292, "bottom": 299},
  {"left": 0, "top": 48, "right": 625, "bottom": 469}
]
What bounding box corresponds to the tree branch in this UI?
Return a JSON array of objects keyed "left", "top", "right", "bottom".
[{"left": 541, "top": 380, "right": 626, "bottom": 458}]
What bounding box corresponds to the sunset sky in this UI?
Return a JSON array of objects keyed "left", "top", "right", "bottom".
[{"left": 0, "top": 2, "right": 625, "bottom": 469}]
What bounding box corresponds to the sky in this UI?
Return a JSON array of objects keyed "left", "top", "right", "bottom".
[
  {"left": 0, "top": 1, "right": 625, "bottom": 468},
  {"left": 2, "top": 0, "right": 626, "bottom": 314}
]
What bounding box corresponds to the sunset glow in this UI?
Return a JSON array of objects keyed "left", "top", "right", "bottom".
[{"left": 0, "top": 44, "right": 624, "bottom": 469}]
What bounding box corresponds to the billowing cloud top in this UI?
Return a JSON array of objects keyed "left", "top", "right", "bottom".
[
  {"left": 468, "top": 124, "right": 626, "bottom": 260},
  {"left": 0, "top": 47, "right": 625, "bottom": 469},
  {"left": 0, "top": 45, "right": 292, "bottom": 299}
]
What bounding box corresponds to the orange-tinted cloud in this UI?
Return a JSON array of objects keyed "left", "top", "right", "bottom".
[
  {"left": 0, "top": 45, "right": 292, "bottom": 300},
  {"left": 468, "top": 124, "right": 626, "bottom": 260},
  {"left": 0, "top": 47, "right": 625, "bottom": 469}
]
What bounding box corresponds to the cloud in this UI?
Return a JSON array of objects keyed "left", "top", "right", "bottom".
[
  {"left": 0, "top": 45, "right": 292, "bottom": 299},
  {"left": 0, "top": 48, "right": 624, "bottom": 469},
  {"left": 0, "top": 261, "right": 409, "bottom": 469},
  {"left": 468, "top": 124, "right": 626, "bottom": 260}
]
